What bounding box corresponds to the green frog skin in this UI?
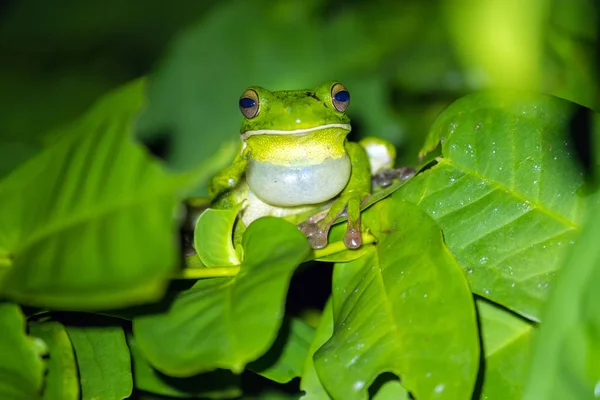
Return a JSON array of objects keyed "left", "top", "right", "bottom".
[{"left": 209, "top": 81, "right": 396, "bottom": 249}]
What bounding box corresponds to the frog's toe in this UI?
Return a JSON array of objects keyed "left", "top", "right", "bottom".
[
  {"left": 308, "top": 231, "right": 329, "bottom": 249},
  {"left": 298, "top": 220, "right": 330, "bottom": 249},
  {"left": 373, "top": 166, "right": 416, "bottom": 188},
  {"left": 343, "top": 195, "right": 364, "bottom": 249},
  {"left": 344, "top": 225, "right": 362, "bottom": 249}
]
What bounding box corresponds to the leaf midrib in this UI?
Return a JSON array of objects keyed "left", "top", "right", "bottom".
[
  {"left": 438, "top": 158, "right": 580, "bottom": 230},
  {"left": 14, "top": 184, "right": 179, "bottom": 255},
  {"left": 485, "top": 325, "right": 532, "bottom": 358}
]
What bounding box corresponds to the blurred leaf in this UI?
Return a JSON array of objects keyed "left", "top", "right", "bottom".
[
  {"left": 194, "top": 207, "right": 241, "bottom": 267},
  {"left": 404, "top": 91, "right": 587, "bottom": 321},
  {"left": 0, "top": 303, "right": 46, "bottom": 400},
  {"left": 444, "top": 0, "right": 545, "bottom": 90},
  {"left": 477, "top": 299, "right": 534, "bottom": 399},
  {"left": 542, "top": 0, "right": 599, "bottom": 108},
  {"left": 66, "top": 325, "right": 132, "bottom": 400},
  {"left": 127, "top": 333, "right": 241, "bottom": 399},
  {"left": 133, "top": 217, "right": 311, "bottom": 376},
  {"left": 314, "top": 198, "right": 479, "bottom": 399},
  {"left": 0, "top": 79, "right": 228, "bottom": 310},
  {"left": 30, "top": 320, "right": 79, "bottom": 400},
  {"left": 249, "top": 317, "right": 315, "bottom": 384},
  {"left": 524, "top": 194, "right": 600, "bottom": 399}
]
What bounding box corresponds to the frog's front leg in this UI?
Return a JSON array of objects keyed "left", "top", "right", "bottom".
[
  {"left": 208, "top": 148, "right": 248, "bottom": 202},
  {"left": 301, "top": 141, "right": 371, "bottom": 249}
]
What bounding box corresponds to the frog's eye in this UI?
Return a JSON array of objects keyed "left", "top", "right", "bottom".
[
  {"left": 331, "top": 83, "right": 350, "bottom": 113},
  {"left": 239, "top": 89, "right": 260, "bottom": 119}
]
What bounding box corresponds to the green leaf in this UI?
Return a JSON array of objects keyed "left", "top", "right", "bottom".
[
  {"left": 477, "top": 299, "right": 534, "bottom": 399},
  {"left": 66, "top": 325, "right": 132, "bottom": 400},
  {"left": 371, "top": 381, "right": 409, "bottom": 399},
  {"left": 0, "top": 79, "right": 228, "bottom": 310},
  {"left": 300, "top": 301, "right": 334, "bottom": 400},
  {"left": 301, "top": 303, "right": 410, "bottom": 400},
  {"left": 127, "top": 333, "right": 241, "bottom": 399},
  {"left": 402, "top": 91, "right": 587, "bottom": 320},
  {"left": 524, "top": 194, "right": 600, "bottom": 399},
  {"left": 0, "top": 303, "right": 46, "bottom": 400},
  {"left": 248, "top": 317, "right": 315, "bottom": 384},
  {"left": 194, "top": 206, "right": 241, "bottom": 267},
  {"left": 133, "top": 217, "right": 311, "bottom": 376},
  {"left": 314, "top": 198, "right": 479, "bottom": 399},
  {"left": 29, "top": 320, "right": 79, "bottom": 400}
]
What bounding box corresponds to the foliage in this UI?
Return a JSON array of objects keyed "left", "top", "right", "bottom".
[{"left": 0, "top": 0, "right": 598, "bottom": 399}]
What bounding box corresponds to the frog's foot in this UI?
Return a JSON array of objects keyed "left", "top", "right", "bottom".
[
  {"left": 299, "top": 192, "right": 369, "bottom": 250},
  {"left": 372, "top": 166, "right": 416, "bottom": 188}
]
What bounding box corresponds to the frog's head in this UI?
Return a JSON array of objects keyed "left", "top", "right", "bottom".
[
  {"left": 238, "top": 82, "right": 352, "bottom": 165},
  {"left": 239, "top": 81, "right": 351, "bottom": 138}
]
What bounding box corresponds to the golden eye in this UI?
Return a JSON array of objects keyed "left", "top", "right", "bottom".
[
  {"left": 331, "top": 83, "right": 350, "bottom": 112},
  {"left": 239, "top": 89, "right": 260, "bottom": 119}
]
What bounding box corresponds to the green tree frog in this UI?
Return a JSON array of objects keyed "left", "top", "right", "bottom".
[{"left": 208, "top": 82, "right": 412, "bottom": 249}]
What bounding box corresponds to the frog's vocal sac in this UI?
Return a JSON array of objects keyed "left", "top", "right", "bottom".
[{"left": 208, "top": 81, "right": 398, "bottom": 250}]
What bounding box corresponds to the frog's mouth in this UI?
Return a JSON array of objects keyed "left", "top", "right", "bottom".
[{"left": 241, "top": 123, "right": 351, "bottom": 140}]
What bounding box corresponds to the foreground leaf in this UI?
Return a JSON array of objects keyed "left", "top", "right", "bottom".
[
  {"left": 66, "top": 325, "right": 132, "bottom": 400},
  {"left": 133, "top": 217, "right": 311, "bottom": 376},
  {"left": 314, "top": 198, "right": 479, "bottom": 399},
  {"left": 249, "top": 317, "right": 315, "bottom": 383},
  {"left": 127, "top": 334, "right": 241, "bottom": 399},
  {"left": 371, "top": 379, "right": 409, "bottom": 399},
  {"left": 300, "top": 301, "right": 334, "bottom": 400},
  {"left": 0, "top": 80, "right": 195, "bottom": 309},
  {"left": 0, "top": 303, "right": 46, "bottom": 400},
  {"left": 524, "top": 195, "right": 600, "bottom": 399},
  {"left": 30, "top": 320, "right": 79, "bottom": 400},
  {"left": 477, "top": 299, "right": 534, "bottom": 399},
  {"left": 403, "top": 92, "right": 587, "bottom": 320}
]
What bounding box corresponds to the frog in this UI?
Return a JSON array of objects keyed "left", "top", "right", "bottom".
[{"left": 208, "top": 81, "right": 413, "bottom": 250}]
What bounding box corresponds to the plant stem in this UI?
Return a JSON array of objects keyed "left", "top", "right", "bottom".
[
  {"left": 177, "top": 231, "right": 377, "bottom": 280},
  {"left": 309, "top": 231, "right": 377, "bottom": 260},
  {"left": 178, "top": 266, "right": 241, "bottom": 279}
]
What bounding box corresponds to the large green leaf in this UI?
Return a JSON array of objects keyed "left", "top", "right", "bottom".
[
  {"left": 523, "top": 194, "right": 600, "bottom": 399},
  {"left": 477, "top": 299, "right": 534, "bottom": 399},
  {"left": 133, "top": 217, "right": 311, "bottom": 376},
  {"left": 66, "top": 325, "right": 132, "bottom": 400},
  {"left": 127, "top": 333, "right": 241, "bottom": 399},
  {"left": 30, "top": 320, "right": 79, "bottom": 400},
  {"left": 300, "top": 301, "right": 410, "bottom": 400},
  {"left": 300, "top": 301, "right": 335, "bottom": 400},
  {"left": 0, "top": 80, "right": 231, "bottom": 310},
  {"left": 248, "top": 317, "right": 315, "bottom": 384},
  {"left": 402, "top": 92, "right": 587, "bottom": 321},
  {"left": 0, "top": 303, "right": 46, "bottom": 400},
  {"left": 314, "top": 198, "right": 479, "bottom": 399},
  {"left": 370, "top": 380, "right": 409, "bottom": 399}
]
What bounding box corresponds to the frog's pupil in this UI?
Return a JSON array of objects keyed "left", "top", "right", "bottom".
[
  {"left": 334, "top": 91, "right": 350, "bottom": 102},
  {"left": 239, "top": 98, "right": 256, "bottom": 108}
]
